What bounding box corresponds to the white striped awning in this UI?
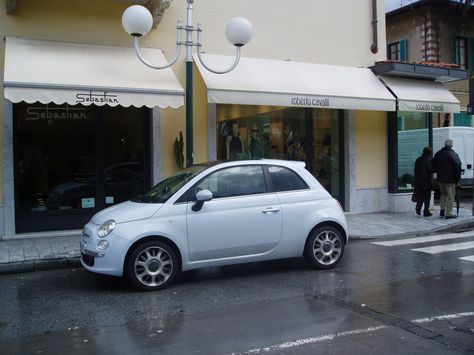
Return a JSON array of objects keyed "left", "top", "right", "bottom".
[
  {"left": 379, "top": 76, "right": 460, "bottom": 113},
  {"left": 3, "top": 37, "right": 184, "bottom": 108},
  {"left": 194, "top": 54, "right": 396, "bottom": 111}
]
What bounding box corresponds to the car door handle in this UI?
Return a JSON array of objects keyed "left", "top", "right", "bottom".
[{"left": 262, "top": 207, "right": 280, "bottom": 214}]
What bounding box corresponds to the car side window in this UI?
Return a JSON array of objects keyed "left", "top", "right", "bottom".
[
  {"left": 269, "top": 165, "right": 308, "bottom": 192},
  {"left": 193, "top": 165, "right": 267, "bottom": 199}
]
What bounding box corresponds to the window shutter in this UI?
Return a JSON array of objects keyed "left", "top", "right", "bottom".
[
  {"left": 451, "top": 34, "right": 458, "bottom": 64},
  {"left": 400, "top": 39, "right": 408, "bottom": 61},
  {"left": 469, "top": 37, "right": 474, "bottom": 74}
]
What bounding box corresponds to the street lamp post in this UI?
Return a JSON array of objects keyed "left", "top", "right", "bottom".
[{"left": 122, "top": 1, "right": 253, "bottom": 167}]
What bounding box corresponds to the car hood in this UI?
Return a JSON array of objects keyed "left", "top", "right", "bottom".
[{"left": 90, "top": 201, "right": 163, "bottom": 225}]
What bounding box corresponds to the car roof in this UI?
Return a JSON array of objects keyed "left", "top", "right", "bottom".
[{"left": 195, "top": 159, "right": 306, "bottom": 169}]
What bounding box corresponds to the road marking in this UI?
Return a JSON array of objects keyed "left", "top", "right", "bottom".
[
  {"left": 412, "top": 241, "right": 474, "bottom": 254},
  {"left": 412, "top": 312, "right": 474, "bottom": 323},
  {"left": 228, "top": 311, "right": 474, "bottom": 354},
  {"left": 226, "top": 325, "right": 388, "bottom": 354},
  {"left": 372, "top": 231, "right": 474, "bottom": 247},
  {"left": 459, "top": 255, "right": 474, "bottom": 262}
]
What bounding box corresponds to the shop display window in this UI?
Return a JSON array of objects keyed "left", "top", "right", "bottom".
[
  {"left": 216, "top": 105, "right": 343, "bottom": 202},
  {"left": 14, "top": 102, "right": 150, "bottom": 232},
  {"left": 396, "top": 111, "right": 429, "bottom": 190}
]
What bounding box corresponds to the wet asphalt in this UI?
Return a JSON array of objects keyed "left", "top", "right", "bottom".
[{"left": 0, "top": 230, "right": 473, "bottom": 354}]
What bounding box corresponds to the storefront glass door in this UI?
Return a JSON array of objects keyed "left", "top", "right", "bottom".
[{"left": 14, "top": 103, "right": 150, "bottom": 233}]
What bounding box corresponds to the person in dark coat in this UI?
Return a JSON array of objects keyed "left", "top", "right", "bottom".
[
  {"left": 432, "top": 138, "right": 462, "bottom": 219},
  {"left": 414, "top": 147, "right": 433, "bottom": 216}
]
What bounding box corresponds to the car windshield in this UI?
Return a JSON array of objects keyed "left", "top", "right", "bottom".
[{"left": 136, "top": 165, "right": 208, "bottom": 203}]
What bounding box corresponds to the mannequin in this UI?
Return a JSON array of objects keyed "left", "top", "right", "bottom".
[
  {"left": 226, "top": 123, "right": 243, "bottom": 159},
  {"left": 248, "top": 124, "right": 263, "bottom": 158}
]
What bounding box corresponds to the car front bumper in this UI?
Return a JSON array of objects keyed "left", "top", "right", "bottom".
[{"left": 80, "top": 222, "right": 130, "bottom": 277}]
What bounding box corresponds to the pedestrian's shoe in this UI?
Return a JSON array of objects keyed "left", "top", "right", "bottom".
[
  {"left": 445, "top": 215, "right": 457, "bottom": 219},
  {"left": 415, "top": 208, "right": 421, "bottom": 216},
  {"left": 439, "top": 209, "right": 445, "bottom": 217},
  {"left": 423, "top": 211, "right": 432, "bottom": 217}
]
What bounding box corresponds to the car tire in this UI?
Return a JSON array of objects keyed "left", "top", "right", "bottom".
[
  {"left": 305, "top": 225, "right": 345, "bottom": 269},
  {"left": 126, "top": 241, "right": 179, "bottom": 291}
]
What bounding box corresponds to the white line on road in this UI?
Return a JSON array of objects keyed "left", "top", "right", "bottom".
[
  {"left": 412, "top": 312, "right": 474, "bottom": 323},
  {"left": 372, "top": 231, "right": 474, "bottom": 247},
  {"left": 412, "top": 241, "right": 474, "bottom": 254},
  {"left": 459, "top": 255, "right": 474, "bottom": 262},
  {"left": 228, "top": 312, "right": 474, "bottom": 354},
  {"left": 227, "top": 325, "right": 388, "bottom": 355}
]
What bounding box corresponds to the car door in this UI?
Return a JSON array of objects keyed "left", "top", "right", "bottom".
[{"left": 186, "top": 165, "right": 282, "bottom": 261}]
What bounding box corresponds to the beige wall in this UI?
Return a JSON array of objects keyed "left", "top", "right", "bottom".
[
  {"left": 355, "top": 110, "right": 387, "bottom": 189},
  {"left": 1, "top": 0, "right": 388, "bottom": 197}
]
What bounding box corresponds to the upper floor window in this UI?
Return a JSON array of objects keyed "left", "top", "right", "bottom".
[
  {"left": 388, "top": 42, "right": 400, "bottom": 61},
  {"left": 454, "top": 36, "right": 468, "bottom": 69},
  {"left": 387, "top": 39, "right": 408, "bottom": 61}
]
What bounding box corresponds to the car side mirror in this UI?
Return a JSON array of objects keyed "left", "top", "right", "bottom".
[{"left": 192, "top": 189, "right": 213, "bottom": 212}]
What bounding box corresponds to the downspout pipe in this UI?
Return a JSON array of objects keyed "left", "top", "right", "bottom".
[{"left": 371, "top": 0, "right": 378, "bottom": 54}]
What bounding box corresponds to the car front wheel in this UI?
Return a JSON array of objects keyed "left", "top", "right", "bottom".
[
  {"left": 126, "top": 241, "right": 179, "bottom": 291},
  {"left": 305, "top": 226, "right": 345, "bottom": 269}
]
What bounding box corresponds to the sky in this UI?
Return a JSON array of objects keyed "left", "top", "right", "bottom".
[
  {"left": 385, "top": 0, "right": 417, "bottom": 12},
  {"left": 385, "top": 0, "right": 473, "bottom": 12}
]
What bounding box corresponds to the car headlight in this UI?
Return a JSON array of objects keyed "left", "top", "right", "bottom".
[{"left": 98, "top": 220, "right": 116, "bottom": 238}]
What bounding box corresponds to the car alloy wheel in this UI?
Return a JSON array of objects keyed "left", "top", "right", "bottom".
[
  {"left": 305, "top": 226, "right": 344, "bottom": 269},
  {"left": 127, "top": 241, "right": 178, "bottom": 290}
]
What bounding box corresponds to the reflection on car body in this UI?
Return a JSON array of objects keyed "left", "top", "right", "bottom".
[{"left": 80, "top": 159, "right": 348, "bottom": 290}]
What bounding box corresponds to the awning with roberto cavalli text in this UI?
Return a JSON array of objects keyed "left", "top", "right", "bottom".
[
  {"left": 379, "top": 76, "right": 460, "bottom": 113},
  {"left": 194, "top": 53, "right": 396, "bottom": 111},
  {"left": 3, "top": 37, "right": 184, "bottom": 108}
]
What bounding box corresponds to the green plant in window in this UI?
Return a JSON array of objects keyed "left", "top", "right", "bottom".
[{"left": 174, "top": 131, "right": 184, "bottom": 170}]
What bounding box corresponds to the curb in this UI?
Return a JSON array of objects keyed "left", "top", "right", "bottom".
[
  {"left": 349, "top": 219, "right": 474, "bottom": 241},
  {"left": 0, "top": 257, "right": 81, "bottom": 276}
]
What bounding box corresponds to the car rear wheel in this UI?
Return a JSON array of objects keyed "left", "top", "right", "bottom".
[
  {"left": 305, "top": 226, "right": 345, "bottom": 269},
  {"left": 126, "top": 241, "right": 179, "bottom": 291}
]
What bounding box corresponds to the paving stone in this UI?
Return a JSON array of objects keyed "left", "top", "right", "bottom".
[
  {"left": 0, "top": 250, "right": 9, "bottom": 263},
  {"left": 23, "top": 247, "right": 40, "bottom": 261},
  {"left": 8, "top": 250, "right": 25, "bottom": 263},
  {"left": 65, "top": 246, "right": 80, "bottom": 258}
]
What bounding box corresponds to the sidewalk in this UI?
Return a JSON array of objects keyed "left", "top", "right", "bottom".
[{"left": 1, "top": 204, "right": 474, "bottom": 275}]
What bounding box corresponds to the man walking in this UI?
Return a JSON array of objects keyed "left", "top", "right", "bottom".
[{"left": 432, "top": 139, "right": 462, "bottom": 219}]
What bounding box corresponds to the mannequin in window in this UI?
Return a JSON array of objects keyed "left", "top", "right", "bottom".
[
  {"left": 248, "top": 124, "right": 263, "bottom": 158},
  {"left": 226, "top": 123, "right": 243, "bottom": 159}
]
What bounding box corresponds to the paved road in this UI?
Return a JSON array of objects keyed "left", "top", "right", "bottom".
[{"left": 1, "top": 230, "right": 473, "bottom": 354}]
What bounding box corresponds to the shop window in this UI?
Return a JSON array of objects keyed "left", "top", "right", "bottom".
[
  {"left": 14, "top": 103, "right": 150, "bottom": 232},
  {"left": 395, "top": 111, "right": 429, "bottom": 191},
  {"left": 454, "top": 112, "right": 473, "bottom": 127},
  {"left": 215, "top": 105, "right": 344, "bottom": 205}
]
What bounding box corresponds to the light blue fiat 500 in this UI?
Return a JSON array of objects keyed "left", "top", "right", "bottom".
[{"left": 80, "top": 160, "right": 348, "bottom": 290}]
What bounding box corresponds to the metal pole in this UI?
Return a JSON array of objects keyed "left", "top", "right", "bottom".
[
  {"left": 186, "top": 61, "right": 194, "bottom": 167},
  {"left": 469, "top": 78, "right": 474, "bottom": 216},
  {"left": 185, "top": 0, "right": 194, "bottom": 167}
]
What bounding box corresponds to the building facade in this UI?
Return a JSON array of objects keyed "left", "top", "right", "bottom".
[
  {"left": 384, "top": 0, "right": 473, "bottom": 209},
  {"left": 0, "top": 0, "right": 465, "bottom": 237}
]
